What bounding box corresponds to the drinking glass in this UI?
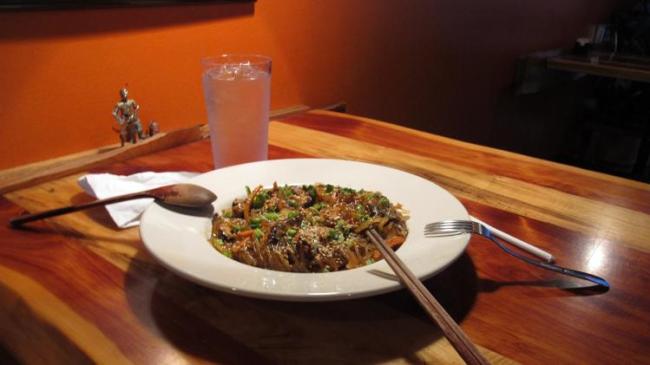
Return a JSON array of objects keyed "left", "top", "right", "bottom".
[{"left": 201, "top": 54, "right": 272, "bottom": 168}]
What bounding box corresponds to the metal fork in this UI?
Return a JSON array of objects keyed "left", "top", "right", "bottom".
[{"left": 424, "top": 220, "right": 609, "bottom": 288}]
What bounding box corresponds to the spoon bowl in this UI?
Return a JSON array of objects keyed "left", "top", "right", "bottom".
[{"left": 148, "top": 184, "right": 217, "bottom": 208}]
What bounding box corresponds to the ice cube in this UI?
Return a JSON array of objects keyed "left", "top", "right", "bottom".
[{"left": 204, "top": 61, "right": 264, "bottom": 81}]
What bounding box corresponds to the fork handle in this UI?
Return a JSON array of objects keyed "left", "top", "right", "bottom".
[
  {"left": 487, "top": 235, "right": 609, "bottom": 288},
  {"left": 532, "top": 259, "right": 610, "bottom": 287},
  {"left": 471, "top": 216, "right": 555, "bottom": 263}
]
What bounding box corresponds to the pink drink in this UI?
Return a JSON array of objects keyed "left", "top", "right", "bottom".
[{"left": 202, "top": 55, "right": 271, "bottom": 168}]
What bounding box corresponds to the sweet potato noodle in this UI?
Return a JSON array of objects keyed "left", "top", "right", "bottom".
[{"left": 210, "top": 183, "right": 409, "bottom": 273}]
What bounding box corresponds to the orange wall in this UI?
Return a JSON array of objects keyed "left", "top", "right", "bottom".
[{"left": 0, "top": 1, "right": 617, "bottom": 170}]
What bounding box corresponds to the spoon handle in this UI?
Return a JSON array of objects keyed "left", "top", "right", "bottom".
[{"left": 9, "top": 192, "right": 150, "bottom": 227}]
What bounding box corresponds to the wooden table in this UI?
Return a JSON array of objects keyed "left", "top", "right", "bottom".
[{"left": 1, "top": 110, "right": 649, "bottom": 364}]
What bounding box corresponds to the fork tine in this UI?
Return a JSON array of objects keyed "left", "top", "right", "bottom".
[
  {"left": 425, "top": 221, "right": 473, "bottom": 231},
  {"left": 424, "top": 220, "right": 475, "bottom": 239},
  {"left": 424, "top": 231, "right": 471, "bottom": 237},
  {"left": 425, "top": 220, "right": 472, "bottom": 227},
  {"left": 424, "top": 231, "right": 465, "bottom": 237},
  {"left": 424, "top": 227, "right": 468, "bottom": 233},
  {"left": 424, "top": 226, "right": 472, "bottom": 233},
  {"left": 427, "top": 219, "right": 471, "bottom": 225},
  {"left": 424, "top": 228, "right": 472, "bottom": 236},
  {"left": 425, "top": 222, "right": 466, "bottom": 228},
  {"left": 424, "top": 223, "right": 471, "bottom": 229}
]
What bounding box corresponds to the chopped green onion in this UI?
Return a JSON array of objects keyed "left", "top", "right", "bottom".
[
  {"left": 379, "top": 196, "right": 390, "bottom": 208},
  {"left": 335, "top": 219, "right": 350, "bottom": 234},
  {"left": 281, "top": 185, "right": 294, "bottom": 197},
  {"left": 342, "top": 187, "right": 355, "bottom": 195},
  {"left": 310, "top": 202, "right": 326, "bottom": 212},
  {"left": 211, "top": 238, "right": 232, "bottom": 258},
  {"left": 254, "top": 228, "right": 264, "bottom": 239},
  {"left": 252, "top": 192, "right": 268, "bottom": 209},
  {"left": 263, "top": 212, "right": 280, "bottom": 221},
  {"left": 328, "top": 229, "right": 343, "bottom": 241},
  {"left": 250, "top": 217, "right": 262, "bottom": 228},
  {"left": 305, "top": 185, "right": 317, "bottom": 201}
]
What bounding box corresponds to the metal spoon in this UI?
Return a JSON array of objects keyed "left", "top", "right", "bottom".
[{"left": 9, "top": 183, "right": 217, "bottom": 227}]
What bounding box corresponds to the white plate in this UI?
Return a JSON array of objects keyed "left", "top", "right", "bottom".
[{"left": 140, "top": 158, "right": 469, "bottom": 301}]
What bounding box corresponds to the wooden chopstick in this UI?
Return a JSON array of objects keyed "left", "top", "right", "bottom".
[{"left": 366, "top": 229, "right": 489, "bottom": 365}]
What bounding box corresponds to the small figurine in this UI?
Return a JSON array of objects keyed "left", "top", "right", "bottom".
[
  {"left": 148, "top": 120, "right": 160, "bottom": 137},
  {"left": 112, "top": 87, "right": 146, "bottom": 145}
]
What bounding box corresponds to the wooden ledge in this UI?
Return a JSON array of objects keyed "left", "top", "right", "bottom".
[{"left": 0, "top": 105, "right": 311, "bottom": 195}]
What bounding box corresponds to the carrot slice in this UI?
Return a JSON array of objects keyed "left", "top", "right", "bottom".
[
  {"left": 384, "top": 236, "right": 406, "bottom": 248},
  {"left": 236, "top": 230, "right": 254, "bottom": 238}
]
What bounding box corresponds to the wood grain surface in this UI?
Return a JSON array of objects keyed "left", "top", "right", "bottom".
[{"left": 1, "top": 110, "right": 649, "bottom": 364}]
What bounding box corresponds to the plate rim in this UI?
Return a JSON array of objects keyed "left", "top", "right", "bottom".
[{"left": 139, "top": 158, "right": 470, "bottom": 301}]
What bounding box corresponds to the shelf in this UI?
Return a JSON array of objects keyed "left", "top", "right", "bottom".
[{"left": 547, "top": 53, "right": 650, "bottom": 83}]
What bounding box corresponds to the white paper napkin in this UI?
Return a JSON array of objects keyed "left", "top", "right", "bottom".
[{"left": 78, "top": 171, "right": 200, "bottom": 228}]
